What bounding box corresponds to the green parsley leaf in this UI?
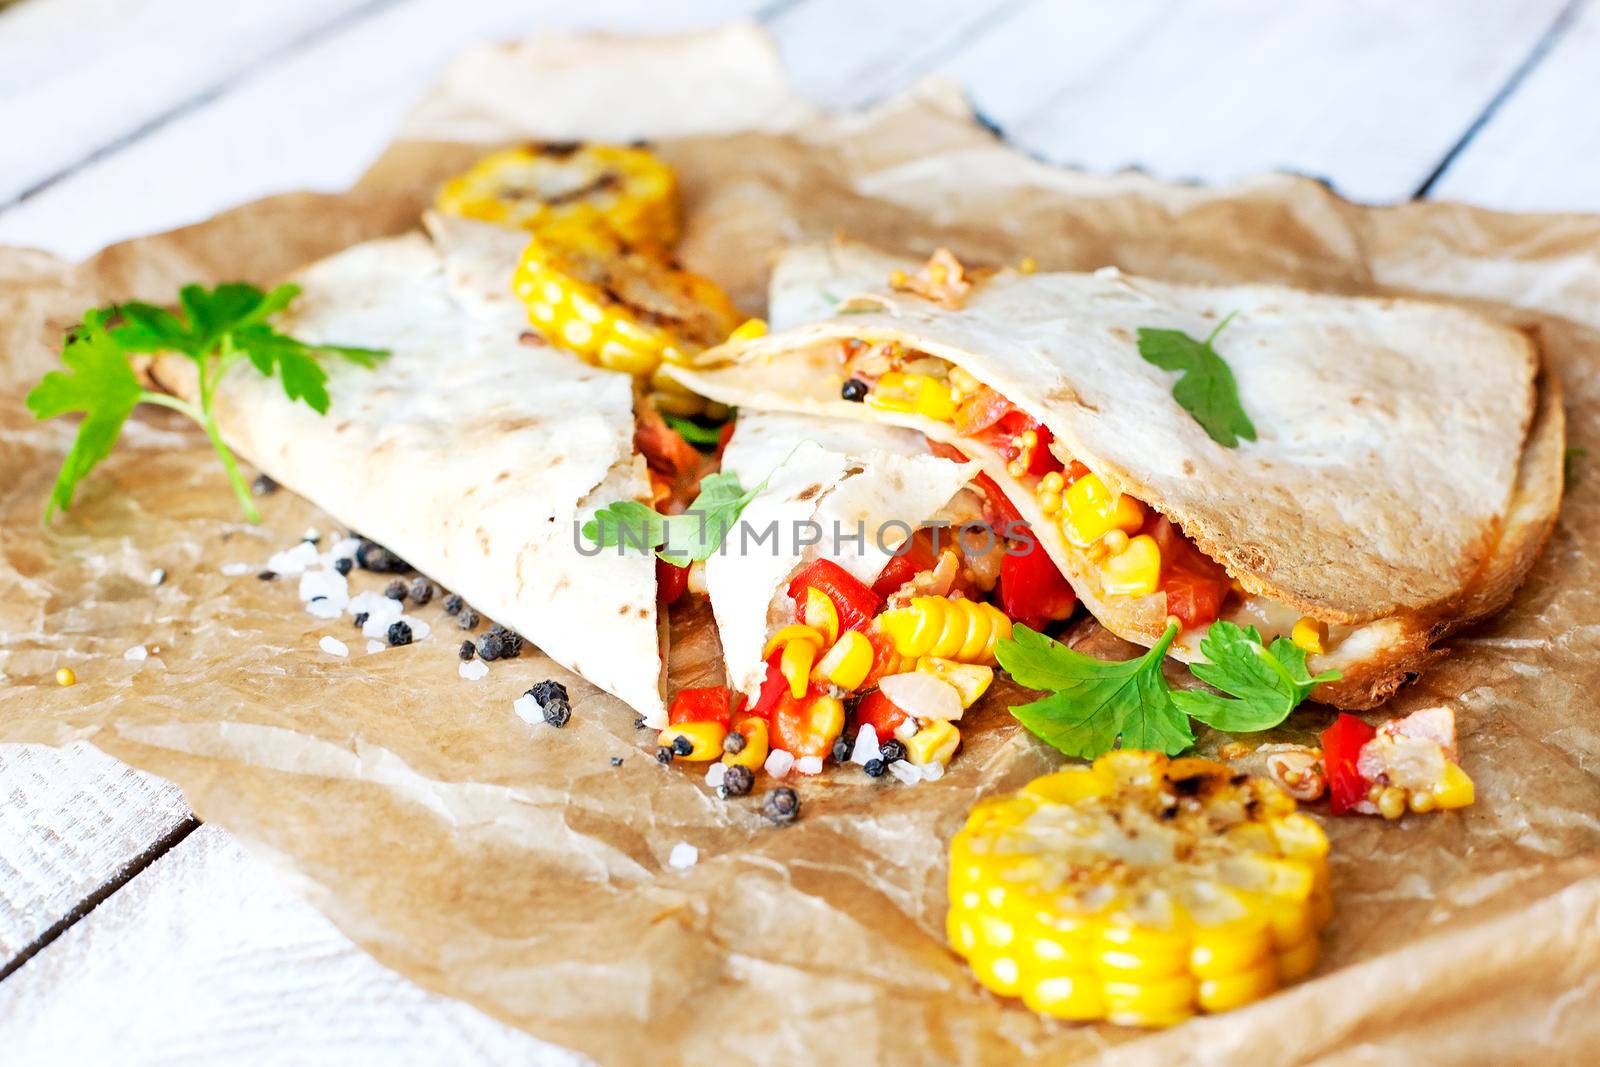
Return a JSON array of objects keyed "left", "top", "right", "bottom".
[
  {"left": 584, "top": 469, "right": 771, "bottom": 567},
  {"left": 996, "top": 622, "right": 1193, "bottom": 758},
  {"left": 26, "top": 283, "right": 387, "bottom": 523},
  {"left": 25, "top": 318, "right": 144, "bottom": 521},
  {"left": 1170, "top": 621, "right": 1341, "bottom": 732},
  {"left": 1136, "top": 312, "right": 1257, "bottom": 448},
  {"left": 662, "top": 411, "right": 731, "bottom": 449}
]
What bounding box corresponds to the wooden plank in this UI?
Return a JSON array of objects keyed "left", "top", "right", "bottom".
[
  {"left": 0, "top": 0, "right": 380, "bottom": 207},
  {"left": 0, "top": 825, "right": 574, "bottom": 1064},
  {"left": 766, "top": 0, "right": 1025, "bottom": 109},
  {"left": 1428, "top": 0, "right": 1600, "bottom": 210},
  {"left": 0, "top": 743, "right": 191, "bottom": 967},
  {"left": 936, "top": 0, "right": 1572, "bottom": 203},
  {"left": 0, "top": 0, "right": 773, "bottom": 260}
]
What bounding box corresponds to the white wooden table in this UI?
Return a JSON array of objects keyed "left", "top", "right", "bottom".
[{"left": 2, "top": 0, "right": 1596, "bottom": 1061}]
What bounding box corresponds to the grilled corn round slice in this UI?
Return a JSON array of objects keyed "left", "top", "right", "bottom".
[
  {"left": 512, "top": 215, "right": 741, "bottom": 378},
  {"left": 947, "top": 751, "right": 1332, "bottom": 1027},
  {"left": 436, "top": 142, "right": 679, "bottom": 248}
]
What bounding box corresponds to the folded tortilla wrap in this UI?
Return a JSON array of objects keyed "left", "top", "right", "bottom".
[
  {"left": 668, "top": 243, "right": 1564, "bottom": 709},
  {"left": 151, "top": 214, "right": 668, "bottom": 723},
  {"left": 708, "top": 411, "right": 978, "bottom": 699}
]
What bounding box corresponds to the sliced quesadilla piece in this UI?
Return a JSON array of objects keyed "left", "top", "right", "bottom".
[
  {"left": 667, "top": 242, "right": 1563, "bottom": 709},
  {"left": 151, "top": 216, "right": 668, "bottom": 723}
]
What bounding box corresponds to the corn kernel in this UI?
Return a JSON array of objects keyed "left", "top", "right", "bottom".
[
  {"left": 658, "top": 721, "right": 728, "bottom": 761},
  {"left": 814, "top": 630, "right": 873, "bottom": 691},
  {"left": 906, "top": 720, "right": 961, "bottom": 765},
  {"left": 1291, "top": 617, "right": 1328, "bottom": 655},
  {"left": 1018, "top": 255, "right": 1038, "bottom": 274},
  {"left": 876, "top": 597, "right": 1011, "bottom": 664},
  {"left": 1377, "top": 786, "right": 1407, "bottom": 820},
  {"left": 1100, "top": 534, "right": 1162, "bottom": 596},
  {"left": 780, "top": 639, "right": 817, "bottom": 698},
  {"left": 55, "top": 667, "right": 76, "bottom": 687},
  {"left": 804, "top": 588, "right": 840, "bottom": 645},
  {"left": 1061, "top": 473, "right": 1146, "bottom": 547},
  {"left": 917, "top": 657, "right": 994, "bottom": 708},
  {"left": 762, "top": 624, "right": 825, "bottom": 659},
  {"left": 723, "top": 717, "right": 768, "bottom": 770},
  {"left": 1432, "top": 762, "right": 1475, "bottom": 809},
  {"left": 727, "top": 318, "right": 768, "bottom": 343}
]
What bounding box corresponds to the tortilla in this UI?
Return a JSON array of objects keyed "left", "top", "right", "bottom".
[
  {"left": 709, "top": 411, "right": 978, "bottom": 698},
  {"left": 150, "top": 215, "right": 668, "bottom": 723},
  {"left": 668, "top": 242, "right": 1563, "bottom": 708}
]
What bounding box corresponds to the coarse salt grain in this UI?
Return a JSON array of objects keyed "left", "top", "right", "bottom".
[
  {"left": 920, "top": 761, "right": 945, "bottom": 781},
  {"left": 667, "top": 842, "right": 698, "bottom": 870},
  {"left": 893, "top": 717, "right": 920, "bottom": 742},
  {"left": 399, "top": 616, "right": 430, "bottom": 641},
  {"left": 764, "top": 749, "right": 795, "bottom": 779},
  {"left": 361, "top": 603, "right": 404, "bottom": 638},
  {"left": 365, "top": 639, "right": 386, "bottom": 654},
  {"left": 266, "top": 540, "right": 320, "bottom": 576},
  {"left": 319, "top": 636, "right": 348, "bottom": 657},
  {"left": 298, "top": 569, "right": 348, "bottom": 603},
  {"left": 302, "top": 527, "right": 320, "bottom": 542},
  {"left": 149, "top": 568, "right": 166, "bottom": 586},
  {"left": 326, "top": 537, "right": 361, "bottom": 562},
  {"left": 221, "top": 562, "right": 250, "bottom": 577},
  {"left": 849, "top": 723, "right": 881, "bottom": 765},
  {"left": 123, "top": 645, "right": 148, "bottom": 661},
  {"left": 512, "top": 693, "right": 541, "bottom": 725},
  {"left": 306, "top": 597, "right": 344, "bottom": 620},
  {"left": 795, "top": 755, "right": 824, "bottom": 775},
  {"left": 888, "top": 760, "right": 922, "bottom": 785},
  {"left": 458, "top": 659, "right": 489, "bottom": 680},
  {"left": 704, "top": 762, "right": 728, "bottom": 789}
]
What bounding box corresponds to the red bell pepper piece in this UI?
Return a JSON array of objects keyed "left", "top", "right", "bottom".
[
  {"left": 872, "top": 529, "right": 938, "bottom": 597},
  {"left": 855, "top": 689, "right": 910, "bottom": 745},
  {"left": 1000, "top": 541, "right": 1077, "bottom": 631},
  {"left": 1147, "top": 517, "right": 1232, "bottom": 631},
  {"left": 769, "top": 687, "right": 837, "bottom": 758},
  {"left": 975, "top": 472, "right": 1025, "bottom": 531},
  {"left": 1321, "top": 713, "right": 1377, "bottom": 814},
  {"left": 656, "top": 558, "right": 689, "bottom": 606},
  {"left": 788, "top": 559, "right": 882, "bottom": 632},
  {"left": 926, "top": 438, "right": 970, "bottom": 463},
  {"left": 668, "top": 685, "right": 734, "bottom": 727},
  {"left": 749, "top": 653, "right": 786, "bottom": 719},
  {"left": 635, "top": 412, "right": 702, "bottom": 478},
  {"left": 953, "top": 385, "right": 1012, "bottom": 436}
]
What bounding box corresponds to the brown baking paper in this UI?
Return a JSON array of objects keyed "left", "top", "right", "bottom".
[{"left": 3, "top": 25, "right": 1599, "bottom": 1066}]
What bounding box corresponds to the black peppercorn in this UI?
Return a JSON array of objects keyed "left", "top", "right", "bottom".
[
  {"left": 251, "top": 474, "right": 279, "bottom": 496},
  {"left": 256, "top": 570, "right": 276, "bottom": 581},
  {"left": 442, "top": 594, "right": 463, "bottom": 616},
  {"left": 722, "top": 764, "right": 754, "bottom": 796},
  {"left": 458, "top": 640, "right": 475, "bottom": 661},
  {"left": 610, "top": 756, "right": 624, "bottom": 767},
  {"left": 457, "top": 607, "right": 479, "bottom": 630},
  {"left": 840, "top": 378, "right": 868, "bottom": 402},
  {"left": 761, "top": 786, "right": 801, "bottom": 824},
  {"left": 386, "top": 621, "right": 413, "bottom": 647},
  {"left": 656, "top": 746, "right": 675, "bottom": 764},
  {"left": 671, "top": 734, "right": 694, "bottom": 757},
  {"left": 477, "top": 633, "right": 504, "bottom": 661},
  {"left": 878, "top": 739, "right": 907, "bottom": 764},
  {"left": 723, "top": 731, "right": 747, "bottom": 755},
  {"left": 384, "top": 579, "right": 407, "bottom": 601},
  {"left": 408, "top": 578, "right": 433, "bottom": 605},
  {"left": 863, "top": 758, "right": 887, "bottom": 777},
  {"left": 634, "top": 717, "right": 647, "bottom": 730},
  {"left": 527, "top": 680, "right": 571, "bottom": 727},
  {"left": 353, "top": 612, "right": 369, "bottom": 628},
  {"left": 334, "top": 557, "right": 353, "bottom": 576},
  {"left": 831, "top": 735, "right": 852, "bottom": 763}
]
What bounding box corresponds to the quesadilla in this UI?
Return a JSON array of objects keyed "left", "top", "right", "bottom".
[
  {"left": 150, "top": 214, "right": 669, "bottom": 723},
  {"left": 666, "top": 242, "right": 1564, "bottom": 709}
]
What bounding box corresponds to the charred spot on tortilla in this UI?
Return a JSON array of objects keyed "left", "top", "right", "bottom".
[
  {"left": 534, "top": 140, "right": 582, "bottom": 157},
  {"left": 796, "top": 483, "right": 823, "bottom": 501}
]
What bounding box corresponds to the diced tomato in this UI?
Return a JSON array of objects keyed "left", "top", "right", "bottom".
[
  {"left": 656, "top": 558, "right": 688, "bottom": 606},
  {"left": 750, "top": 653, "right": 786, "bottom": 719},
  {"left": 668, "top": 685, "right": 734, "bottom": 727},
  {"left": 926, "top": 438, "right": 970, "bottom": 463},
  {"left": 788, "top": 559, "right": 882, "bottom": 632},
  {"left": 1000, "top": 541, "right": 1077, "bottom": 631},
  {"left": 635, "top": 412, "right": 701, "bottom": 478},
  {"left": 1065, "top": 460, "right": 1091, "bottom": 484},
  {"left": 1321, "top": 713, "right": 1377, "bottom": 814},
  {"left": 769, "top": 688, "right": 838, "bottom": 758},
  {"left": 975, "top": 472, "right": 1025, "bottom": 530},
  {"left": 953, "top": 385, "right": 1013, "bottom": 436},
  {"left": 872, "top": 528, "right": 939, "bottom": 596},
  {"left": 1147, "top": 517, "right": 1232, "bottom": 630},
  {"left": 855, "top": 689, "right": 910, "bottom": 745}
]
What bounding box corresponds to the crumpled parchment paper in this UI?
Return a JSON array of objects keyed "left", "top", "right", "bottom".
[{"left": 2, "top": 23, "right": 1598, "bottom": 1067}]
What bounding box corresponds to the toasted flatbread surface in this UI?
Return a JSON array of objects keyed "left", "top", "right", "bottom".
[
  {"left": 154, "top": 217, "right": 666, "bottom": 723},
  {"left": 675, "top": 244, "right": 1538, "bottom": 625}
]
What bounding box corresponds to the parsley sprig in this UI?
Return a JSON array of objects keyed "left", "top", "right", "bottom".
[
  {"left": 1137, "top": 312, "right": 1256, "bottom": 448},
  {"left": 995, "top": 619, "right": 1339, "bottom": 759},
  {"left": 26, "top": 284, "right": 386, "bottom": 523},
  {"left": 584, "top": 469, "right": 769, "bottom": 566}
]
